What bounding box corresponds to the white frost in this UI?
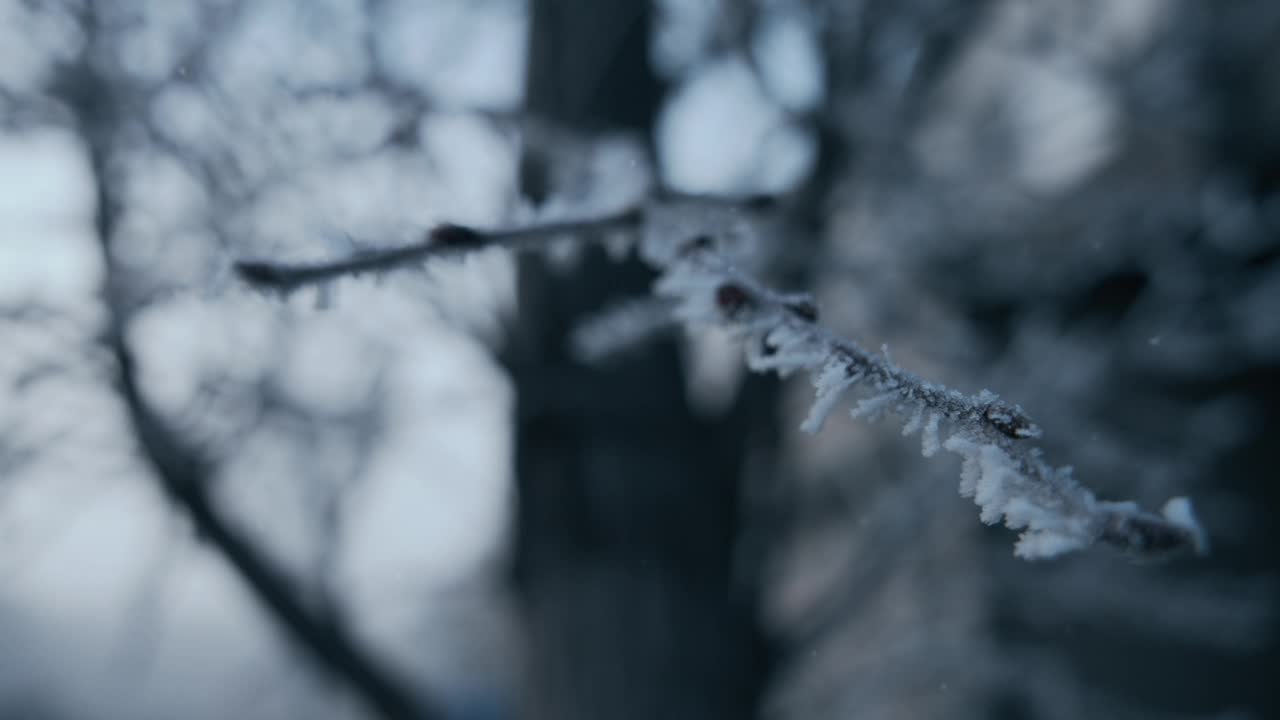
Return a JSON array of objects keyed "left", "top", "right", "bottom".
[{"left": 800, "top": 359, "right": 859, "bottom": 433}]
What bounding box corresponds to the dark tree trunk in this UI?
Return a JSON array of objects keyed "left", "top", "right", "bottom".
[{"left": 503, "top": 2, "right": 777, "bottom": 718}]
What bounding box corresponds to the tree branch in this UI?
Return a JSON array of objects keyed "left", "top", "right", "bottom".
[
  {"left": 232, "top": 198, "right": 1208, "bottom": 560},
  {"left": 102, "top": 324, "right": 438, "bottom": 720},
  {"left": 235, "top": 209, "right": 643, "bottom": 295},
  {"left": 56, "top": 52, "right": 441, "bottom": 719}
]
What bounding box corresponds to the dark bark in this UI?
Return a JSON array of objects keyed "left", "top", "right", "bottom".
[{"left": 505, "top": 2, "right": 777, "bottom": 718}]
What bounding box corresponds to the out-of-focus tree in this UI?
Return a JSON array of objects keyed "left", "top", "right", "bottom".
[{"left": 3, "top": 1, "right": 522, "bottom": 718}]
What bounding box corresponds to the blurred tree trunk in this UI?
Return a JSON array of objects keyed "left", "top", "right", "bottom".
[{"left": 503, "top": 2, "right": 777, "bottom": 718}]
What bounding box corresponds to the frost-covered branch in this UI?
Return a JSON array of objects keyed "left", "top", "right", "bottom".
[
  {"left": 654, "top": 241, "right": 1208, "bottom": 560},
  {"left": 235, "top": 199, "right": 1208, "bottom": 560},
  {"left": 235, "top": 210, "right": 642, "bottom": 295}
]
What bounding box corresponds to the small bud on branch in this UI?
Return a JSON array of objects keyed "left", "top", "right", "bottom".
[
  {"left": 429, "top": 223, "right": 485, "bottom": 249},
  {"left": 715, "top": 283, "right": 754, "bottom": 319}
]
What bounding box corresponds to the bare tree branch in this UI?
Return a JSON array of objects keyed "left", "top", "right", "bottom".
[
  {"left": 53, "top": 44, "right": 442, "bottom": 719},
  {"left": 100, "top": 317, "right": 439, "bottom": 720}
]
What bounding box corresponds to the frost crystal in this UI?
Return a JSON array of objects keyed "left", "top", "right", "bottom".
[
  {"left": 850, "top": 392, "right": 897, "bottom": 421},
  {"left": 901, "top": 407, "right": 924, "bottom": 436},
  {"left": 920, "top": 411, "right": 943, "bottom": 457},
  {"left": 800, "top": 359, "right": 859, "bottom": 433},
  {"left": 943, "top": 436, "right": 1098, "bottom": 559}
]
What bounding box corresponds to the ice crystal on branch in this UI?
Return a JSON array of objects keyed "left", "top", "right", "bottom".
[
  {"left": 233, "top": 196, "right": 1207, "bottom": 560},
  {"left": 643, "top": 222, "right": 1204, "bottom": 561}
]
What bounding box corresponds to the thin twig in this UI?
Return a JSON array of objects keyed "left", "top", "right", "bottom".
[{"left": 235, "top": 209, "right": 643, "bottom": 294}]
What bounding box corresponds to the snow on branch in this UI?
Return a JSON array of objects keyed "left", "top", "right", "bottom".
[
  {"left": 233, "top": 199, "right": 1208, "bottom": 561},
  {"left": 651, "top": 232, "right": 1207, "bottom": 561}
]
